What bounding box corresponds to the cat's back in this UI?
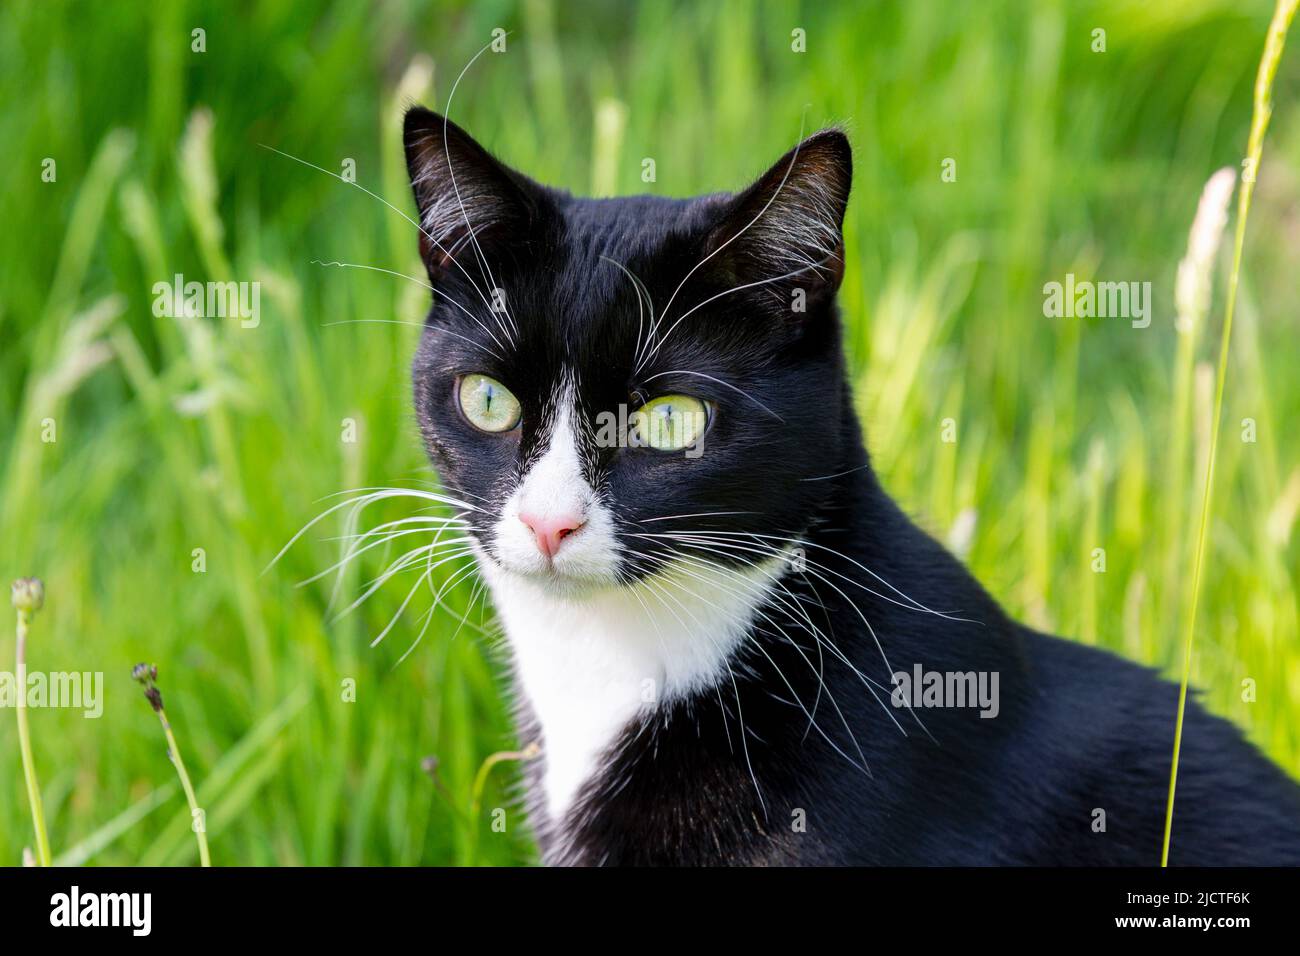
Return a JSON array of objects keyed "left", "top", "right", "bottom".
[{"left": 1015, "top": 629, "right": 1300, "bottom": 865}]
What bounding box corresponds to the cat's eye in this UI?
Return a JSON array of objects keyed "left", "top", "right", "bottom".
[
  {"left": 629, "top": 395, "right": 710, "bottom": 451},
  {"left": 458, "top": 374, "right": 522, "bottom": 433}
]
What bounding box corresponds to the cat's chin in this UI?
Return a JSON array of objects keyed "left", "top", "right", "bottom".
[
  {"left": 472, "top": 543, "right": 623, "bottom": 601},
  {"left": 503, "top": 564, "right": 616, "bottom": 595}
]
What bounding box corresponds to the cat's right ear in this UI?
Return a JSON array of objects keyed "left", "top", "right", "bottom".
[{"left": 403, "top": 107, "right": 541, "bottom": 281}]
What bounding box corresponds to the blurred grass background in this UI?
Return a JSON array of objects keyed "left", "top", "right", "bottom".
[{"left": 2, "top": 0, "right": 1298, "bottom": 865}]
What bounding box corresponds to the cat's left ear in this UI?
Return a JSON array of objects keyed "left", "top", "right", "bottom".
[{"left": 705, "top": 129, "right": 851, "bottom": 308}]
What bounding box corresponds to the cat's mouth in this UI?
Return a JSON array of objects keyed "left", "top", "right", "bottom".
[{"left": 475, "top": 517, "right": 626, "bottom": 596}]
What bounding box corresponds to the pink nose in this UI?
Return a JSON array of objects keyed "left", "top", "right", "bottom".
[{"left": 518, "top": 511, "right": 585, "bottom": 559}]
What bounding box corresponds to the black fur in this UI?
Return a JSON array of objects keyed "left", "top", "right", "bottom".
[{"left": 403, "top": 107, "right": 1300, "bottom": 865}]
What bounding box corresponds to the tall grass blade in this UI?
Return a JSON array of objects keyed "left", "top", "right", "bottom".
[{"left": 1162, "top": 0, "right": 1300, "bottom": 868}]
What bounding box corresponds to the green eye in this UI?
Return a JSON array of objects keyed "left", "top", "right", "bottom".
[
  {"left": 458, "top": 374, "right": 521, "bottom": 433},
  {"left": 630, "top": 395, "right": 710, "bottom": 451}
]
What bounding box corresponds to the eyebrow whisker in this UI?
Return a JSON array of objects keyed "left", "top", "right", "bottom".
[
  {"left": 639, "top": 108, "right": 811, "bottom": 374},
  {"left": 258, "top": 142, "right": 500, "bottom": 313},
  {"left": 599, "top": 254, "right": 655, "bottom": 370},
  {"left": 640, "top": 252, "right": 837, "bottom": 369},
  {"left": 640, "top": 369, "right": 784, "bottom": 422},
  {"left": 441, "top": 34, "right": 520, "bottom": 349},
  {"left": 322, "top": 319, "right": 503, "bottom": 362}
]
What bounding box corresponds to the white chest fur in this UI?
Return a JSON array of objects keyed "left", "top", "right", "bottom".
[{"left": 481, "top": 555, "right": 790, "bottom": 821}]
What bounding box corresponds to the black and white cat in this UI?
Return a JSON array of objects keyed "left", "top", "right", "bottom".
[{"left": 402, "top": 107, "right": 1300, "bottom": 865}]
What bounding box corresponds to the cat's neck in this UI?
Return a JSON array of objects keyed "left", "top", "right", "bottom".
[{"left": 480, "top": 546, "right": 798, "bottom": 822}]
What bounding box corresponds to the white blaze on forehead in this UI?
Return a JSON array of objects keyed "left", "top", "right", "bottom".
[{"left": 516, "top": 392, "right": 589, "bottom": 525}]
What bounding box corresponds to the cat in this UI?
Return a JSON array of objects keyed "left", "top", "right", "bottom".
[{"left": 402, "top": 106, "right": 1300, "bottom": 866}]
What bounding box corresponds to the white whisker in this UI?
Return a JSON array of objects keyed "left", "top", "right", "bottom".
[
  {"left": 644, "top": 110, "right": 812, "bottom": 373},
  {"left": 257, "top": 142, "right": 500, "bottom": 322},
  {"left": 441, "top": 35, "right": 519, "bottom": 347}
]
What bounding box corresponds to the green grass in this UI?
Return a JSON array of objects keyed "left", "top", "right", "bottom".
[
  {"left": 2, "top": 0, "right": 1298, "bottom": 866},
  {"left": 1162, "top": 0, "right": 1298, "bottom": 866}
]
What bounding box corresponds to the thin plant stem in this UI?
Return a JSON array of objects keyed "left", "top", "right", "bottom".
[
  {"left": 1162, "top": 0, "right": 1299, "bottom": 868},
  {"left": 467, "top": 742, "right": 540, "bottom": 866},
  {"left": 15, "top": 606, "right": 52, "bottom": 867},
  {"left": 134, "top": 663, "right": 212, "bottom": 867},
  {"left": 157, "top": 708, "right": 211, "bottom": 867}
]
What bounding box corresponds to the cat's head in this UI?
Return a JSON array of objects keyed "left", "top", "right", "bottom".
[{"left": 405, "top": 107, "right": 853, "bottom": 595}]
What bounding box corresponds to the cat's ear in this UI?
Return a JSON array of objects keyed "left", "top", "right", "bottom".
[
  {"left": 705, "top": 129, "right": 851, "bottom": 308},
  {"left": 403, "top": 106, "right": 541, "bottom": 280}
]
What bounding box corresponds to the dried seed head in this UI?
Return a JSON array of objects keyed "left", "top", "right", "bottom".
[
  {"left": 131, "top": 662, "right": 155, "bottom": 684},
  {"left": 132, "top": 663, "right": 164, "bottom": 711},
  {"left": 11, "top": 577, "right": 45, "bottom": 613}
]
